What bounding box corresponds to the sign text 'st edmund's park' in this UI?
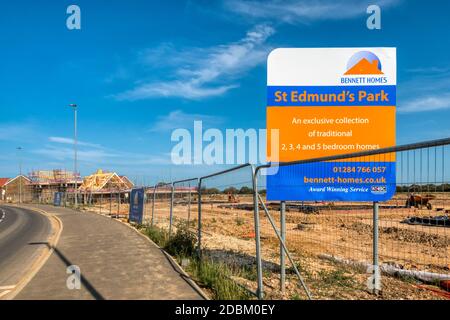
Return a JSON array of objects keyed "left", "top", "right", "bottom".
[{"left": 266, "top": 48, "right": 397, "bottom": 201}]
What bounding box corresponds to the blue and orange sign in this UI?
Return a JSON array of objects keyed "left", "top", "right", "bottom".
[
  {"left": 266, "top": 48, "right": 397, "bottom": 201},
  {"left": 129, "top": 188, "right": 145, "bottom": 224}
]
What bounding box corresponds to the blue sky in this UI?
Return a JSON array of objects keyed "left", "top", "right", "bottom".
[{"left": 1, "top": 0, "right": 450, "bottom": 184}]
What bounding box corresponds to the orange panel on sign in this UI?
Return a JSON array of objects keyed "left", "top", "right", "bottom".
[{"left": 267, "top": 106, "right": 396, "bottom": 162}]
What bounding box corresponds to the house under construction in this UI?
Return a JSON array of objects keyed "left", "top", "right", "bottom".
[
  {"left": 77, "top": 169, "right": 134, "bottom": 206},
  {"left": 29, "top": 169, "right": 81, "bottom": 203},
  {"left": 79, "top": 169, "right": 134, "bottom": 193}
]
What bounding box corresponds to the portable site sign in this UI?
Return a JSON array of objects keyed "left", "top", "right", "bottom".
[
  {"left": 53, "top": 192, "right": 63, "bottom": 206},
  {"left": 266, "top": 48, "right": 396, "bottom": 201},
  {"left": 129, "top": 188, "right": 145, "bottom": 224}
]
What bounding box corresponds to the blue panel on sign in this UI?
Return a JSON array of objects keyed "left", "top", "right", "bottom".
[
  {"left": 129, "top": 188, "right": 145, "bottom": 224},
  {"left": 266, "top": 161, "right": 396, "bottom": 202},
  {"left": 267, "top": 85, "right": 396, "bottom": 106}
]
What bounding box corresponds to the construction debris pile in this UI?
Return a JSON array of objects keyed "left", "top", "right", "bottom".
[{"left": 402, "top": 215, "right": 450, "bottom": 228}]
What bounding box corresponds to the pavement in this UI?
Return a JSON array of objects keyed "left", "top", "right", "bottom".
[
  {"left": 0, "top": 205, "right": 52, "bottom": 298},
  {"left": 12, "top": 204, "right": 204, "bottom": 300}
]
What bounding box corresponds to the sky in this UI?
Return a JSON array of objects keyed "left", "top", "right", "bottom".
[{"left": 0, "top": 0, "right": 450, "bottom": 184}]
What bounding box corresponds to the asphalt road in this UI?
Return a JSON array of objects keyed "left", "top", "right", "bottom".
[{"left": 0, "top": 205, "right": 52, "bottom": 297}]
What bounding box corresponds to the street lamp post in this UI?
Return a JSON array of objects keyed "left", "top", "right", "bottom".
[
  {"left": 17, "top": 147, "right": 22, "bottom": 203},
  {"left": 69, "top": 104, "right": 78, "bottom": 208}
]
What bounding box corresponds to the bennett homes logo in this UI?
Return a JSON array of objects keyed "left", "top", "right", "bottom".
[
  {"left": 133, "top": 191, "right": 139, "bottom": 206},
  {"left": 341, "top": 51, "right": 388, "bottom": 85}
]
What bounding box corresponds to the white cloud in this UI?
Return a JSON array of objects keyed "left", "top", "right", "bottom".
[
  {"left": 34, "top": 145, "right": 170, "bottom": 166},
  {"left": 34, "top": 146, "right": 116, "bottom": 162},
  {"left": 399, "top": 67, "right": 450, "bottom": 114},
  {"left": 117, "top": 81, "right": 237, "bottom": 100},
  {"left": 0, "top": 122, "right": 41, "bottom": 143},
  {"left": 399, "top": 93, "right": 450, "bottom": 114},
  {"left": 104, "top": 65, "right": 130, "bottom": 83},
  {"left": 36, "top": 138, "right": 170, "bottom": 166},
  {"left": 49, "top": 136, "right": 103, "bottom": 148},
  {"left": 149, "top": 110, "right": 225, "bottom": 132},
  {"left": 0, "top": 124, "right": 170, "bottom": 176},
  {"left": 114, "top": 24, "right": 274, "bottom": 100},
  {"left": 406, "top": 66, "right": 450, "bottom": 74},
  {"left": 224, "top": 0, "right": 401, "bottom": 24}
]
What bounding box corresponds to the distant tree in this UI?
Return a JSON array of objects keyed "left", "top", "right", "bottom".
[
  {"left": 223, "top": 187, "right": 238, "bottom": 194},
  {"left": 238, "top": 186, "right": 253, "bottom": 194},
  {"left": 201, "top": 187, "right": 220, "bottom": 195}
]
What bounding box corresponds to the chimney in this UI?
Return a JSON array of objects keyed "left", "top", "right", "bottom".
[{"left": 371, "top": 60, "right": 379, "bottom": 69}]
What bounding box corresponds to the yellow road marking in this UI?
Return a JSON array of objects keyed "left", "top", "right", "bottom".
[{"left": 0, "top": 285, "right": 16, "bottom": 290}]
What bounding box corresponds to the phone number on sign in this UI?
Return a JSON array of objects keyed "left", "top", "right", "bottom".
[{"left": 332, "top": 166, "right": 387, "bottom": 173}]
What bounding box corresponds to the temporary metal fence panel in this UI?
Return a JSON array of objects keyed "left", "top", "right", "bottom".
[
  {"left": 173, "top": 178, "right": 198, "bottom": 233},
  {"left": 120, "top": 190, "right": 131, "bottom": 218},
  {"left": 152, "top": 183, "right": 172, "bottom": 232},
  {"left": 98, "top": 192, "right": 108, "bottom": 215},
  {"left": 198, "top": 164, "right": 259, "bottom": 297},
  {"left": 255, "top": 169, "right": 312, "bottom": 300},
  {"left": 98, "top": 190, "right": 130, "bottom": 218},
  {"left": 254, "top": 137, "right": 450, "bottom": 300},
  {"left": 143, "top": 187, "right": 155, "bottom": 225},
  {"left": 378, "top": 145, "right": 450, "bottom": 275}
]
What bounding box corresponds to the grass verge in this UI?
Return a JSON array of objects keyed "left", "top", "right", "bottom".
[{"left": 140, "top": 224, "right": 252, "bottom": 300}]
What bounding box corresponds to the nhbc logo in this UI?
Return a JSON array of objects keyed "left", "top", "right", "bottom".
[
  {"left": 371, "top": 185, "right": 387, "bottom": 195},
  {"left": 341, "top": 51, "right": 387, "bottom": 84}
]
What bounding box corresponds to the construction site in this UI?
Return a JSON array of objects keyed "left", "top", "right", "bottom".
[
  {"left": 2, "top": 153, "right": 449, "bottom": 301},
  {"left": 68, "top": 173, "right": 449, "bottom": 300},
  {"left": 2, "top": 142, "right": 449, "bottom": 301},
  {"left": 28, "top": 169, "right": 81, "bottom": 203},
  {"left": 0, "top": 169, "right": 134, "bottom": 208},
  {"left": 142, "top": 187, "right": 448, "bottom": 299}
]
